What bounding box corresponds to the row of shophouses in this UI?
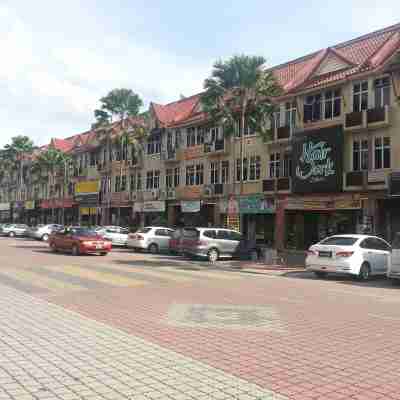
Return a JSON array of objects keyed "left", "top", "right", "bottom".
[{"left": 1, "top": 23, "right": 400, "bottom": 250}]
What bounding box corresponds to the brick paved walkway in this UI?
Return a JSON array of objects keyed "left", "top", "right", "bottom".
[{"left": 0, "top": 284, "right": 284, "bottom": 400}]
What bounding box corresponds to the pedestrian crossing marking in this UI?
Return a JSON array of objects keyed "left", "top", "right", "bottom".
[
  {"left": 40, "top": 265, "right": 146, "bottom": 287},
  {"left": 0, "top": 268, "right": 85, "bottom": 293},
  {"left": 161, "top": 266, "right": 242, "bottom": 280},
  {"left": 93, "top": 263, "right": 193, "bottom": 283}
]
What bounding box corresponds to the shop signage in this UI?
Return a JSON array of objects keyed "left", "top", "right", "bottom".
[
  {"left": 75, "top": 193, "right": 98, "bottom": 206},
  {"left": 0, "top": 210, "right": 10, "bottom": 220},
  {"left": 111, "top": 192, "right": 130, "bottom": 207},
  {"left": 388, "top": 171, "right": 400, "bottom": 197},
  {"left": 75, "top": 180, "right": 100, "bottom": 194},
  {"left": 238, "top": 195, "right": 275, "bottom": 214},
  {"left": 40, "top": 200, "right": 50, "bottom": 209},
  {"left": 143, "top": 201, "right": 165, "bottom": 212},
  {"left": 25, "top": 201, "right": 35, "bottom": 210},
  {"left": 133, "top": 202, "right": 143, "bottom": 212},
  {"left": 181, "top": 200, "right": 201, "bottom": 213},
  {"left": 13, "top": 201, "right": 24, "bottom": 209},
  {"left": 0, "top": 202, "right": 10, "bottom": 211},
  {"left": 286, "top": 197, "right": 361, "bottom": 210},
  {"left": 80, "top": 207, "right": 97, "bottom": 216},
  {"left": 292, "top": 125, "right": 343, "bottom": 193}
]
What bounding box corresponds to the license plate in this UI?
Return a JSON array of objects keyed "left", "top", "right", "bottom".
[
  {"left": 319, "top": 251, "right": 332, "bottom": 258},
  {"left": 95, "top": 244, "right": 103, "bottom": 249}
]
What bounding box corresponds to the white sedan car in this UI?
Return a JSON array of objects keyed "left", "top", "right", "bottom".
[
  {"left": 306, "top": 234, "right": 391, "bottom": 280},
  {"left": 96, "top": 226, "right": 129, "bottom": 247}
]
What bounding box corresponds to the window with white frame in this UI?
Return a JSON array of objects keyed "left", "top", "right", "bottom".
[
  {"left": 195, "top": 164, "right": 204, "bottom": 185},
  {"left": 353, "top": 81, "right": 369, "bottom": 112},
  {"left": 167, "top": 132, "right": 174, "bottom": 150},
  {"left": 146, "top": 170, "right": 160, "bottom": 189},
  {"left": 269, "top": 153, "right": 280, "bottom": 178},
  {"left": 221, "top": 161, "right": 229, "bottom": 183},
  {"left": 210, "top": 161, "right": 220, "bottom": 184},
  {"left": 236, "top": 157, "right": 259, "bottom": 182},
  {"left": 147, "top": 136, "right": 161, "bottom": 154},
  {"left": 174, "top": 167, "right": 180, "bottom": 187},
  {"left": 166, "top": 168, "right": 173, "bottom": 188},
  {"left": 186, "top": 127, "right": 197, "bottom": 147},
  {"left": 115, "top": 176, "right": 121, "bottom": 192},
  {"left": 196, "top": 127, "right": 205, "bottom": 145},
  {"left": 374, "top": 137, "right": 390, "bottom": 169},
  {"left": 282, "top": 153, "right": 292, "bottom": 177},
  {"left": 284, "top": 101, "right": 296, "bottom": 128},
  {"left": 304, "top": 89, "right": 341, "bottom": 122},
  {"left": 352, "top": 139, "right": 369, "bottom": 171},
  {"left": 136, "top": 173, "right": 142, "bottom": 191},
  {"left": 234, "top": 118, "right": 253, "bottom": 137},
  {"left": 206, "top": 127, "right": 220, "bottom": 143},
  {"left": 186, "top": 165, "right": 195, "bottom": 186},
  {"left": 274, "top": 108, "right": 281, "bottom": 129},
  {"left": 374, "top": 77, "right": 391, "bottom": 108},
  {"left": 121, "top": 175, "right": 127, "bottom": 191},
  {"left": 130, "top": 174, "right": 136, "bottom": 192}
]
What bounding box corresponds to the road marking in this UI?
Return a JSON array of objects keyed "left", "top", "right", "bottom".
[
  {"left": 369, "top": 313, "right": 400, "bottom": 322},
  {"left": 0, "top": 268, "right": 85, "bottom": 293},
  {"left": 93, "top": 263, "right": 195, "bottom": 283},
  {"left": 40, "top": 265, "right": 146, "bottom": 287},
  {"left": 161, "top": 266, "right": 242, "bottom": 280}
]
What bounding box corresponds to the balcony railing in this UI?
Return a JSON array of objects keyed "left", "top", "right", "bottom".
[
  {"left": 345, "top": 171, "right": 365, "bottom": 187},
  {"left": 277, "top": 177, "right": 290, "bottom": 191},
  {"left": 204, "top": 139, "right": 225, "bottom": 154},
  {"left": 277, "top": 126, "right": 291, "bottom": 140},
  {"left": 345, "top": 106, "right": 390, "bottom": 131},
  {"left": 345, "top": 111, "right": 363, "bottom": 128},
  {"left": 262, "top": 179, "right": 275, "bottom": 192},
  {"left": 367, "top": 107, "right": 386, "bottom": 124}
]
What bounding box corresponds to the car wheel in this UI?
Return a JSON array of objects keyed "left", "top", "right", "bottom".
[
  {"left": 72, "top": 245, "right": 80, "bottom": 256},
  {"left": 314, "top": 271, "right": 327, "bottom": 278},
  {"left": 8, "top": 231, "right": 15, "bottom": 238},
  {"left": 148, "top": 243, "right": 159, "bottom": 254},
  {"left": 358, "top": 262, "right": 371, "bottom": 281},
  {"left": 42, "top": 234, "right": 49, "bottom": 242},
  {"left": 207, "top": 248, "right": 219, "bottom": 263},
  {"left": 50, "top": 242, "right": 58, "bottom": 253}
]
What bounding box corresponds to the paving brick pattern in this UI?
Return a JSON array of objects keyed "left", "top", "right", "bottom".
[{"left": 0, "top": 284, "right": 284, "bottom": 400}]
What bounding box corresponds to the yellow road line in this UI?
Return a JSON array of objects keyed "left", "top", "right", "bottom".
[
  {"left": 95, "top": 263, "right": 193, "bottom": 283},
  {"left": 0, "top": 268, "right": 85, "bottom": 292},
  {"left": 42, "top": 265, "right": 146, "bottom": 287}
]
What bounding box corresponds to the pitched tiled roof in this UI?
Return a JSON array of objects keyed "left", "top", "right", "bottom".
[
  {"left": 51, "top": 138, "right": 75, "bottom": 153},
  {"left": 272, "top": 23, "right": 400, "bottom": 94},
  {"left": 151, "top": 94, "right": 201, "bottom": 126}
]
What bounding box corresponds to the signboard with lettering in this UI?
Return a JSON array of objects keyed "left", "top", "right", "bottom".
[
  {"left": 143, "top": 201, "right": 165, "bottom": 212},
  {"left": 292, "top": 125, "right": 343, "bottom": 193},
  {"left": 181, "top": 200, "right": 201, "bottom": 213}
]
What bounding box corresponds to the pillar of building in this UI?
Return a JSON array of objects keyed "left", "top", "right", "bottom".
[
  {"left": 167, "top": 202, "right": 175, "bottom": 226},
  {"left": 274, "top": 197, "right": 286, "bottom": 250}
]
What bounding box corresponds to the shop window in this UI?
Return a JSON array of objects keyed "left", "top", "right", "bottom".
[
  {"left": 353, "top": 139, "right": 369, "bottom": 171},
  {"left": 374, "top": 77, "right": 390, "bottom": 108},
  {"left": 195, "top": 164, "right": 204, "bottom": 185},
  {"left": 269, "top": 153, "right": 280, "bottom": 178},
  {"left": 174, "top": 167, "right": 180, "bottom": 187},
  {"left": 353, "top": 81, "right": 369, "bottom": 112},
  {"left": 210, "top": 162, "right": 219, "bottom": 184},
  {"left": 221, "top": 161, "right": 229, "bottom": 184},
  {"left": 374, "top": 137, "right": 390, "bottom": 169},
  {"left": 166, "top": 168, "right": 173, "bottom": 188},
  {"left": 186, "top": 165, "right": 195, "bottom": 186}
]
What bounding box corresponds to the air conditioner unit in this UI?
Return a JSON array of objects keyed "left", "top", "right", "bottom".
[
  {"left": 167, "top": 188, "right": 176, "bottom": 199},
  {"left": 203, "top": 184, "right": 214, "bottom": 197},
  {"left": 151, "top": 189, "right": 160, "bottom": 199}
]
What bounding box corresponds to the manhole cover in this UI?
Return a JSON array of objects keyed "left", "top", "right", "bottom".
[{"left": 166, "top": 304, "right": 285, "bottom": 331}]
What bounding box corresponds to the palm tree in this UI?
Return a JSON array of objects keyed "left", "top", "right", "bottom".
[
  {"left": 35, "top": 147, "right": 72, "bottom": 224},
  {"left": 201, "top": 55, "right": 281, "bottom": 195}
]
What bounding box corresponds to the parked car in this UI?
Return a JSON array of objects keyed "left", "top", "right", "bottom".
[
  {"left": 387, "top": 232, "right": 400, "bottom": 282},
  {"left": 95, "top": 226, "right": 129, "bottom": 246},
  {"left": 127, "top": 226, "right": 174, "bottom": 253},
  {"left": 306, "top": 234, "right": 391, "bottom": 280},
  {"left": 48, "top": 227, "right": 112, "bottom": 256},
  {"left": 0, "top": 224, "right": 29, "bottom": 237},
  {"left": 28, "top": 224, "right": 64, "bottom": 241},
  {"left": 181, "top": 227, "right": 242, "bottom": 262},
  {"left": 169, "top": 228, "right": 184, "bottom": 255}
]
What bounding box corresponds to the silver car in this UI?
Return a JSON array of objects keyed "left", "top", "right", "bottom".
[
  {"left": 127, "top": 226, "right": 174, "bottom": 253},
  {"left": 28, "top": 224, "right": 64, "bottom": 241},
  {"left": 181, "top": 227, "right": 242, "bottom": 262},
  {"left": 0, "top": 224, "right": 29, "bottom": 237},
  {"left": 96, "top": 226, "right": 129, "bottom": 247}
]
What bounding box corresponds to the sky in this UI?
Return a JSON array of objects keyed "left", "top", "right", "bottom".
[{"left": 0, "top": 0, "right": 399, "bottom": 148}]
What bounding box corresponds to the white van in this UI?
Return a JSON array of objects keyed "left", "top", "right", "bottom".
[{"left": 388, "top": 232, "right": 400, "bottom": 281}]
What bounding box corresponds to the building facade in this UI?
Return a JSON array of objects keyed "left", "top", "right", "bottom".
[{"left": 0, "top": 24, "right": 399, "bottom": 250}]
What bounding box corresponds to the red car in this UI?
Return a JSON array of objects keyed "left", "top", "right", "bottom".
[{"left": 49, "top": 227, "right": 112, "bottom": 256}]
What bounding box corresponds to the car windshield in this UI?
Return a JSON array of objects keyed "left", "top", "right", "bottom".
[
  {"left": 319, "top": 236, "right": 359, "bottom": 246},
  {"left": 136, "top": 228, "right": 152, "bottom": 234},
  {"left": 70, "top": 228, "right": 97, "bottom": 237},
  {"left": 182, "top": 228, "right": 199, "bottom": 238}
]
